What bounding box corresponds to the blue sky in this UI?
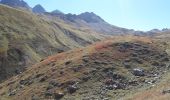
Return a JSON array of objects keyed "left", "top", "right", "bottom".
[{"left": 25, "top": 0, "right": 170, "bottom": 31}]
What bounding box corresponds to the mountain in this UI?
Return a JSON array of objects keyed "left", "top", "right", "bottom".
[
  {"left": 0, "top": 0, "right": 132, "bottom": 35},
  {"left": 45, "top": 12, "right": 133, "bottom": 35},
  {"left": 52, "top": 9, "right": 64, "bottom": 14},
  {"left": 32, "top": 4, "right": 46, "bottom": 14},
  {"left": 0, "top": 35, "right": 170, "bottom": 100},
  {"left": 0, "top": 4, "right": 104, "bottom": 83},
  {"left": 77, "top": 12, "right": 105, "bottom": 23},
  {"left": 1, "top": 0, "right": 170, "bottom": 100},
  {"left": 0, "top": 0, "right": 30, "bottom": 9}
]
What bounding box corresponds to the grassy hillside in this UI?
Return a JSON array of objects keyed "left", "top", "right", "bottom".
[
  {"left": 0, "top": 4, "right": 104, "bottom": 82},
  {"left": 0, "top": 35, "right": 169, "bottom": 100}
]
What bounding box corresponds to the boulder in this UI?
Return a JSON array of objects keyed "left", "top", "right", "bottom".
[
  {"left": 132, "top": 68, "right": 145, "bottom": 76},
  {"left": 67, "top": 85, "right": 78, "bottom": 94},
  {"left": 54, "top": 92, "right": 64, "bottom": 100},
  {"left": 8, "top": 90, "right": 16, "bottom": 96}
]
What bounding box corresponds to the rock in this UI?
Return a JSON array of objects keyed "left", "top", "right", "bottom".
[
  {"left": 8, "top": 89, "right": 16, "bottom": 96},
  {"left": 39, "top": 76, "right": 48, "bottom": 82},
  {"left": 105, "top": 82, "right": 125, "bottom": 90},
  {"left": 114, "top": 83, "right": 126, "bottom": 89},
  {"left": 45, "top": 91, "right": 53, "bottom": 97},
  {"left": 31, "top": 94, "right": 40, "bottom": 100},
  {"left": 54, "top": 92, "right": 64, "bottom": 100},
  {"left": 82, "top": 56, "right": 89, "bottom": 63},
  {"left": 112, "top": 73, "right": 124, "bottom": 80},
  {"left": 46, "top": 80, "right": 60, "bottom": 90},
  {"left": 124, "top": 59, "right": 131, "bottom": 62},
  {"left": 67, "top": 85, "right": 78, "bottom": 94},
  {"left": 60, "top": 71, "right": 64, "bottom": 75},
  {"left": 128, "top": 80, "right": 138, "bottom": 86},
  {"left": 45, "top": 90, "right": 64, "bottom": 99},
  {"left": 51, "top": 63, "right": 56, "bottom": 67},
  {"left": 145, "top": 80, "right": 156, "bottom": 85},
  {"left": 40, "top": 59, "right": 44, "bottom": 62},
  {"left": 121, "top": 42, "right": 133, "bottom": 49},
  {"left": 46, "top": 85, "right": 54, "bottom": 90},
  {"left": 19, "top": 78, "right": 33, "bottom": 86},
  {"left": 130, "top": 57, "right": 143, "bottom": 64},
  {"left": 132, "top": 68, "right": 145, "bottom": 76},
  {"left": 8, "top": 92, "right": 16, "bottom": 96},
  {"left": 81, "top": 76, "right": 91, "bottom": 82},
  {"left": 106, "top": 70, "right": 114, "bottom": 78},
  {"left": 49, "top": 80, "right": 59, "bottom": 87},
  {"left": 106, "top": 85, "right": 114, "bottom": 90},
  {"left": 162, "top": 57, "right": 169, "bottom": 62},
  {"left": 152, "top": 61, "right": 160, "bottom": 66},
  {"left": 15, "top": 69, "right": 22, "bottom": 74},
  {"left": 103, "top": 67, "right": 115, "bottom": 73},
  {"left": 65, "top": 61, "right": 72, "bottom": 65},
  {"left": 35, "top": 73, "right": 44, "bottom": 78},
  {"left": 131, "top": 53, "right": 138, "bottom": 57},
  {"left": 93, "top": 60, "right": 101, "bottom": 64},
  {"left": 105, "top": 79, "right": 114, "bottom": 85},
  {"left": 72, "top": 66, "right": 82, "bottom": 72},
  {"left": 162, "top": 89, "right": 170, "bottom": 94},
  {"left": 123, "top": 62, "right": 131, "bottom": 68}
]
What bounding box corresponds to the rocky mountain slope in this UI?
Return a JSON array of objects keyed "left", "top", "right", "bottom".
[
  {"left": 0, "top": 4, "right": 104, "bottom": 83},
  {"left": 1, "top": 1, "right": 170, "bottom": 100},
  {"left": 46, "top": 12, "right": 133, "bottom": 35},
  {"left": 0, "top": 35, "right": 169, "bottom": 100},
  {"left": 0, "top": 0, "right": 139, "bottom": 83},
  {"left": 0, "top": 0, "right": 30, "bottom": 9}
]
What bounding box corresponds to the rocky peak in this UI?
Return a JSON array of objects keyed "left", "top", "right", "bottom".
[
  {"left": 51, "top": 9, "right": 64, "bottom": 15},
  {"left": 0, "top": 0, "right": 30, "bottom": 9},
  {"left": 32, "top": 4, "right": 46, "bottom": 14},
  {"left": 77, "top": 12, "right": 105, "bottom": 23}
]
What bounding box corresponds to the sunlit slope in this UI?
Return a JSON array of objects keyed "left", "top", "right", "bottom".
[
  {"left": 0, "top": 4, "right": 104, "bottom": 82},
  {"left": 0, "top": 36, "right": 169, "bottom": 100}
]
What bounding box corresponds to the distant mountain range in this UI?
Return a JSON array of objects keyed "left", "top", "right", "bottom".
[
  {"left": 0, "top": 0, "right": 169, "bottom": 35},
  {"left": 45, "top": 11, "right": 135, "bottom": 35}
]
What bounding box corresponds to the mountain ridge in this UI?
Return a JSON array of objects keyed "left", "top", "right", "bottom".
[
  {"left": 0, "top": 0, "right": 30, "bottom": 9},
  {"left": 1, "top": 0, "right": 169, "bottom": 35}
]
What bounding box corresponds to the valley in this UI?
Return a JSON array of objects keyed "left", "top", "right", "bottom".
[{"left": 0, "top": 0, "right": 170, "bottom": 100}]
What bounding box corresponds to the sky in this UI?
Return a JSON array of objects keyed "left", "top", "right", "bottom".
[{"left": 25, "top": 0, "right": 170, "bottom": 31}]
